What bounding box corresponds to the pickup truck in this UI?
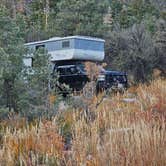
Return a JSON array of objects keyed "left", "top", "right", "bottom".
[{"left": 52, "top": 62, "right": 128, "bottom": 95}]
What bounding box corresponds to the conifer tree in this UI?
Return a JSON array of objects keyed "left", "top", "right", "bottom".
[{"left": 0, "top": 5, "right": 25, "bottom": 111}]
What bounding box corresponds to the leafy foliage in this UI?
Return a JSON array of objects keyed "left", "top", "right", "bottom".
[
  {"left": 108, "top": 23, "right": 156, "bottom": 82},
  {"left": 0, "top": 5, "right": 55, "bottom": 115},
  {"left": 0, "top": 5, "right": 25, "bottom": 111},
  {"left": 154, "top": 19, "right": 166, "bottom": 75},
  {"left": 47, "top": 0, "right": 109, "bottom": 37}
]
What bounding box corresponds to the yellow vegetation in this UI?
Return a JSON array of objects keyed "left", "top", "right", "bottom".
[{"left": 0, "top": 79, "right": 165, "bottom": 165}]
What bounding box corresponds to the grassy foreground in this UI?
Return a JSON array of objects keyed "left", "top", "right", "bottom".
[{"left": 0, "top": 79, "right": 165, "bottom": 166}]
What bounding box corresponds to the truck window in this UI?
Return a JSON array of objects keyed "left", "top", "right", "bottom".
[
  {"left": 57, "top": 68, "right": 65, "bottom": 75},
  {"left": 114, "top": 75, "right": 126, "bottom": 82},
  {"left": 107, "top": 75, "right": 114, "bottom": 82}
]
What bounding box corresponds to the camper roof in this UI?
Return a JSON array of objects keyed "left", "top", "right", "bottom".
[{"left": 24, "top": 36, "right": 105, "bottom": 46}]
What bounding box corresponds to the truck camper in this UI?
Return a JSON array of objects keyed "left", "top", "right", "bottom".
[{"left": 24, "top": 36, "right": 128, "bottom": 94}]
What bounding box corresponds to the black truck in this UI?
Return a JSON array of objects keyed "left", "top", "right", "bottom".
[{"left": 52, "top": 61, "right": 128, "bottom": 95}]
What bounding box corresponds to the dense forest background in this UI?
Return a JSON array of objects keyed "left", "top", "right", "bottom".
[
  {"left": 1, "top": 0, "right": 165, "bottom": 79},
  {"left": 0, "top": 0, "right": 165, "bottom": 113}
]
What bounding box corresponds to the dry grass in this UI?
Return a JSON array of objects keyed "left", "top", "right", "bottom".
[
  {"left": 0, "top": 79, "right": 165, "bottom": 165},
  {"left": 64, "top": 79, "right": 166, "bottom": 166},
  {"left": 0, "top": 120, "right": 64, "bottom": 165}
]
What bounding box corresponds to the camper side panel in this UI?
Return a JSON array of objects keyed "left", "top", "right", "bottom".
[
  {"left": 47, "top": 39, "right": 75, "bottom": 61},
  {"left": 73, "top": 39, "right": 104, "bottom": 61}
]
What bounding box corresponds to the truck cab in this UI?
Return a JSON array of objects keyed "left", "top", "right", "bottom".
[{"left": 97, "top": 70, "right": 128, "bottom": 93}]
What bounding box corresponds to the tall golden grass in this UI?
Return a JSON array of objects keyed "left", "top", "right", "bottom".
[
  {"left": 0, "top": 120, "right": 64, "bottom": 165},
  {"left": 0, "top": 79, "right": 165, "bottom": 165}
]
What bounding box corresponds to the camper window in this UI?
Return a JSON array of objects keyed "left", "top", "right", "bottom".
[
  {"left": 62, "top": 41, "right": 70, "bottom": 48},
  {"left": 35, "top": 44, "right": 45, "bottom": 50}
]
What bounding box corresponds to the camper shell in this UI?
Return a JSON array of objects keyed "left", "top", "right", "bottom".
[{"left": 24, "top": 36, "right": 105, "bottom": 67}]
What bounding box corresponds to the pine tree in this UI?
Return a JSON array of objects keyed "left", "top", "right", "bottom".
[
  {"left": 0, "top": 5, "right": 25, "bottom": 111},
  {"left": 50, "top": 0, "right": 109, "bottom": 37}
]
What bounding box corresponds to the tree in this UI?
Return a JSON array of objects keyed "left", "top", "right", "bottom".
[
  {"left": 108, "top": 23, "right": 155, "bottom": 83},
  {"left": 18, "top": 48, "right": 53, "bottom": 119},
  {"left": 51, "top": 0, "right": 109, "bottom": 37},
  {"left": 154, "top": 19, "right": 166, "bottom": 76},
  {"left": 24, "top": 0, "right": 60, "bottom": 41},
  {"left": 109, "top": 0, "right": 159, "bottom": 29},
  {"left": 0, "top": 5, "right": 54, "bottom": 115},
  {"left": 0, "top": 5, "right": 25, "bottom": 111}
]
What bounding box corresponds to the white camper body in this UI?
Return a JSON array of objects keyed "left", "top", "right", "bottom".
[{"left": 24, "top": 36, "right": 105, "bottom": 66}]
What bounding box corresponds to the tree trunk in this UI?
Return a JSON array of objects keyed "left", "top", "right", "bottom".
[
  {"left": 4, "top": 78, "right": 17, "bottom": 112},
  {"left": 45, "top": 0, "right": 50, "bottom": 30},
  {"left": 11, "top": 0, "right": 16, "bottom": 19}
]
